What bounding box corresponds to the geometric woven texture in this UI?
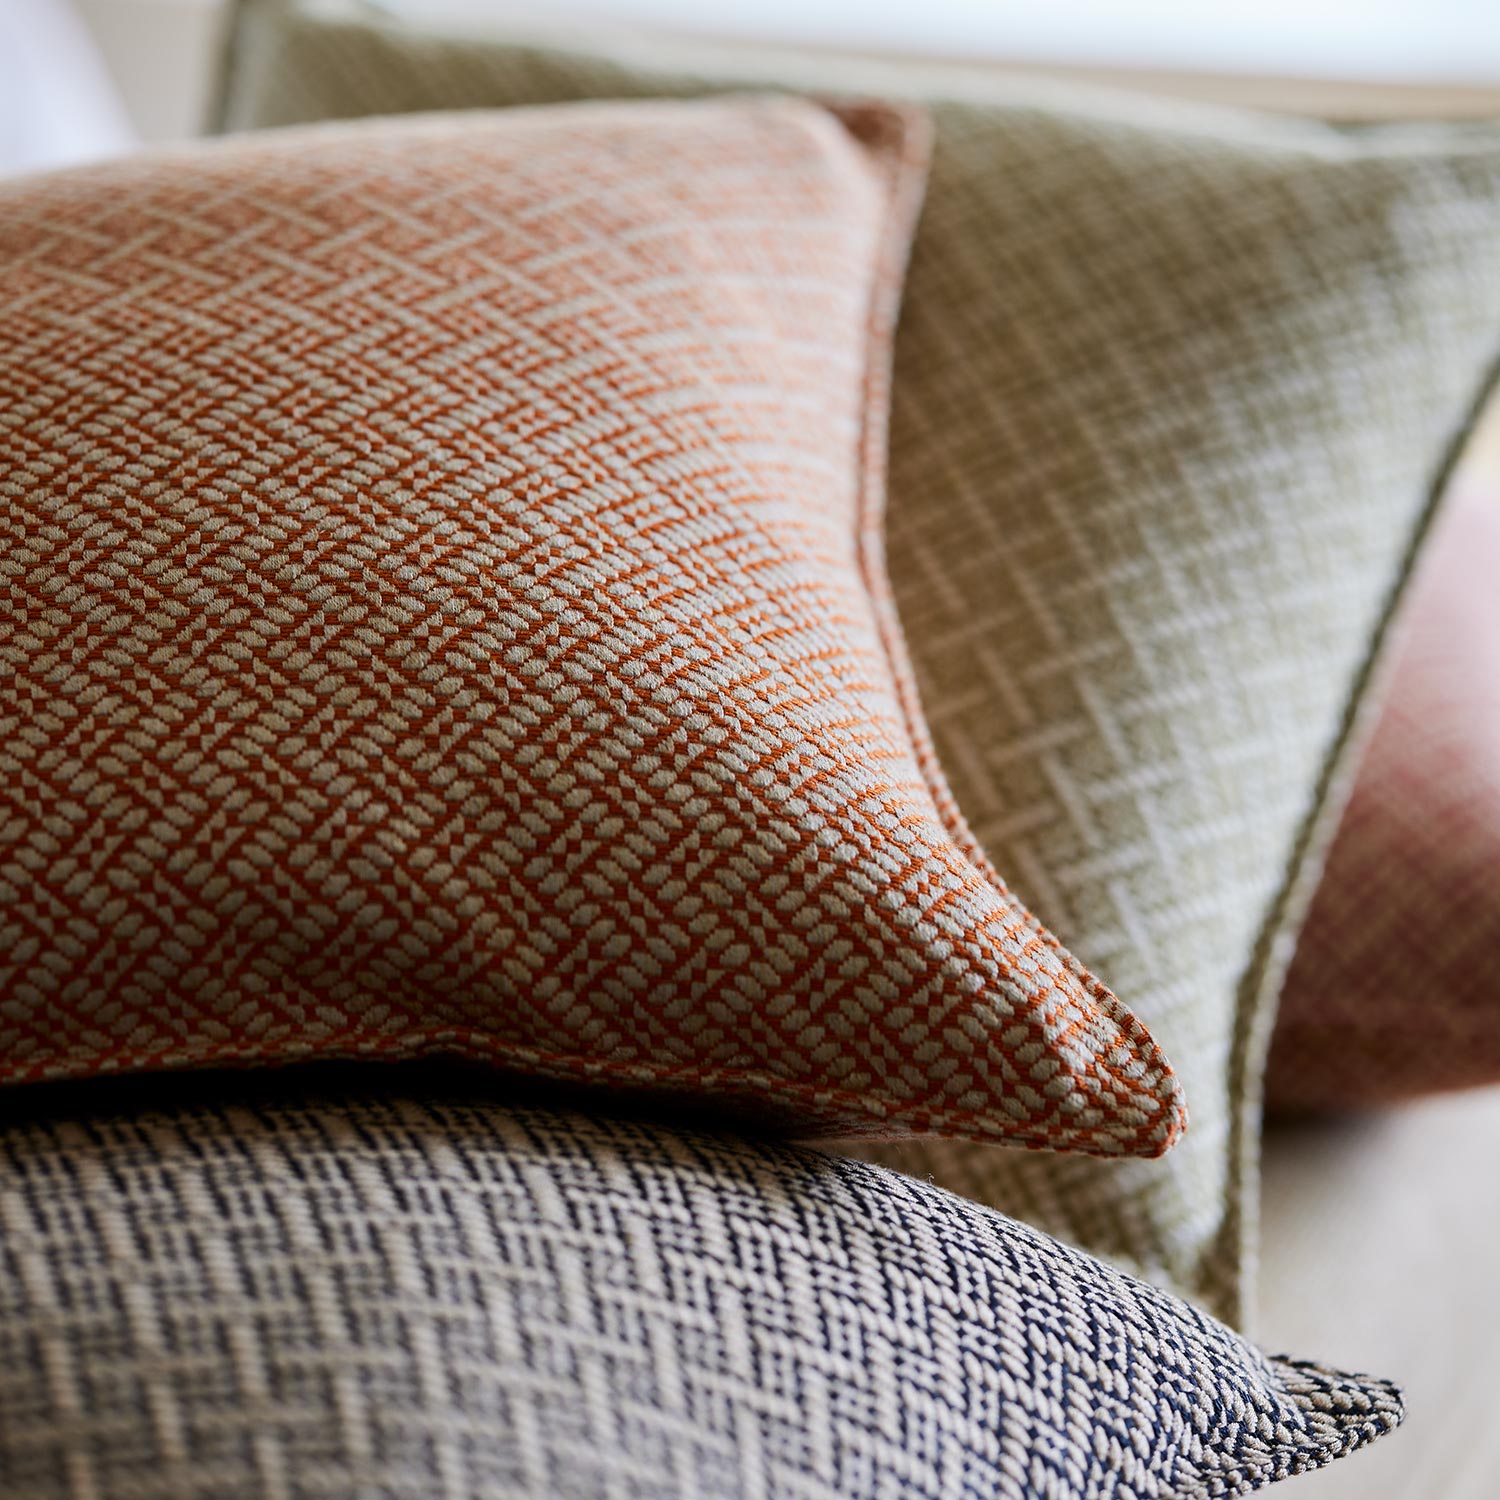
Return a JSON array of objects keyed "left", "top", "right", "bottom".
[
  {"left": 0, "top": 1077, "right": 1404, "bottom": 1500},
  {"left": 1268, "top": 465, "right": 1500, "bottom": 1110},
  {"left": 213, "top": 0, "right": 1500, "bottom": 1323},
  {"left": 0, "top": 100, "right": 1186, "bottom": 1153}
]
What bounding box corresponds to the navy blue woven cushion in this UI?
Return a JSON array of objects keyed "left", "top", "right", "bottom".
[{"left": 0, "top": 1082, "right": 1400, "bottom": 1499}]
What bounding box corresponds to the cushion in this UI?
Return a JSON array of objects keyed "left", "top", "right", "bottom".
[
  {"left": 213, "top": 0, "right": 1500, "bottom": 1327},
  {"left": 0, "top": 1076, "right": 1404, "bottom": 1500},
  {"left": 1268, "top": 456, "right": 1500, "bottom": 1110},
  {"left": 0, "top": 98, "right": 1194, "bottom": 1154},
  {"left": 0, "top": 99, "right": 1194, "bottom": 1152}
]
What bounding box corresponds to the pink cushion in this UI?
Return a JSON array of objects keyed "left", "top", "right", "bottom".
[{"left": 1268, "top": 465, "right": 1500, "bottom": 1108}]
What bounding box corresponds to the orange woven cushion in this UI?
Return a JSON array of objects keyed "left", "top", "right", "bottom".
[
  {"left": 0, "top": 99, "right": 1183, "bottom": 1152},
  {"left": 1268, "top": 470, "right": 1500, "bottom": 1110}
]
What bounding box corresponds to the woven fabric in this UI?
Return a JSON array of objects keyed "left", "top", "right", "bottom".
[
  {"left": 0, "top": 99, "right": 1193, "bottom": 1153},
  {"left": 211, "top": 0, "right": 1500, "bottom": 1326},
  {"left": 0, "top": 1079, "right": 1403, "bottom": 1500},
  {"left": 1268, "top": 470, "right": 1500, "bottom": 1109}
]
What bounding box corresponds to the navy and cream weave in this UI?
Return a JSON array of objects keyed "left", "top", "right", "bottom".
[{"left": 0, "top": 1082, "right": 1401, "bottom": 1499}]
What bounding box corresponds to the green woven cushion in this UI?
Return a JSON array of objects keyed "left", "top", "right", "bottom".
[{"left": 215, "top": 0, "right": 1500, "bottom": 1327}]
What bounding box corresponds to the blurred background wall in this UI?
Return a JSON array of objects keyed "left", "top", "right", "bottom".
[{"left": 26, "top": 0, "right": 1500, "bottom": 162}]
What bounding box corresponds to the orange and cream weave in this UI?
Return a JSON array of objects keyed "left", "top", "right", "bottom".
[{"left": 0, "top": 101, "right": 1184, "bottom": 1151}]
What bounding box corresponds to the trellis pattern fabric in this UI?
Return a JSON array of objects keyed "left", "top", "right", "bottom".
[
  {"left": 0, "top": 1082, "right": 1405, "bottom": 1500},
  {"left": 213, "top": 0, "right": 1500, "bottom": 1327},
  {"left": 0, "top": 100, "right": 1188, "bottom": 1153},
  {"left": 1268, "top": 469, "right": 1500, "bottom": 1109}
]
